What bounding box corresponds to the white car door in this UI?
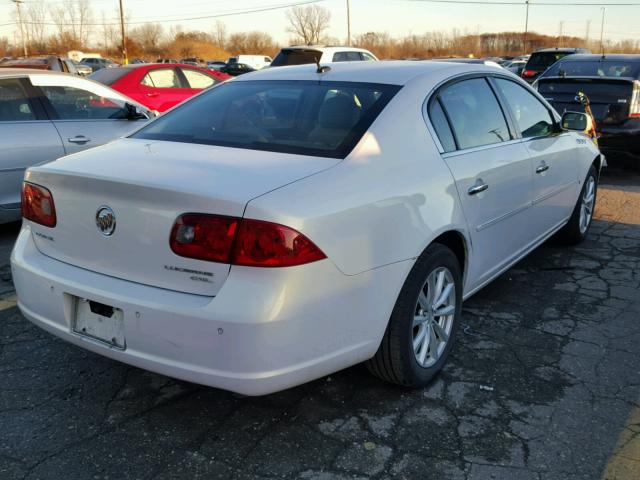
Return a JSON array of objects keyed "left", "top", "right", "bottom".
[
  {"left": 0, "top": 77, "right": 64, "bottom": 222},
  {"left": 29, "top": 74, "right": 148, "bottom": 155},
  {"left": 429, "top": 77, "right": 534, "bottom": 291},
  {"left": 493, "top": 78, "right": 579, "bottom": 233}
]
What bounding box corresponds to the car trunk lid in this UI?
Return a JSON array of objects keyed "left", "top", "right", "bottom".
[
  {"left": 26, "top": 138, "right": 338, "bottom": 296},
  {"left": 538, "top": 77, "right": 638, "bottom": 126}
]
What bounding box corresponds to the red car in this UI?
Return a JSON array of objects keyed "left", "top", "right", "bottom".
[{"left": 88, "top": 63, "right": 230, "bottom": 112}]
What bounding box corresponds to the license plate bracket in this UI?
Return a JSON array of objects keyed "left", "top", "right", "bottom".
[{"left": 72, "top": 297, "right": 125, "bottom": 349}]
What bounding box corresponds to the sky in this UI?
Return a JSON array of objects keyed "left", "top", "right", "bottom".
[{"left": 0, "top": 0, "right": 638, "bottom": 47}]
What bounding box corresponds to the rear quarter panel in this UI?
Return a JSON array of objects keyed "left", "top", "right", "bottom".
[{"left": 244, "top": 79, "right": 470, "bottom": 279}]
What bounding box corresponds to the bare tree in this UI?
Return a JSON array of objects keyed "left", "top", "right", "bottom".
[
  {"left": 227, "top": 31, "right": 276, "bottom": 55},
  {"left": 25, "top": 0, "right": 47, "bottom": 53},
  {"left": 286, "top": 5, "right": 330, "bottom": 45},
  {"left": 49, "top": 0, "right": 94, "bottom": 48},
  {"left": 131, "top": 23, "right": 164, "bottom": 56},
  {"left": 212, "top": 20, "right": 227, "bottom": 49}
]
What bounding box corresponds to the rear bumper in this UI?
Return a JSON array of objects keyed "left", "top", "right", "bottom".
[
  {"left": 11, "top": 226, "right": 408, "bottom": 395},
  {"left": 598, "top": 123, "right": 640, "bottom": 164}
]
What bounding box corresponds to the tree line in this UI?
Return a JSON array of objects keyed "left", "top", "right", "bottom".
[{"left": 1, "top": 1, "right": 638, "bottom": 61}]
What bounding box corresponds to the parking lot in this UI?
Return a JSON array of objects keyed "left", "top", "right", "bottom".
[{"left": 0, "top": 168, "right": 637, "bottom": 480}]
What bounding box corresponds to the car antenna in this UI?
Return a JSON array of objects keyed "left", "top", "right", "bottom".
[{"left": 315, "top": 55, "right": 331, "bottom": 74}]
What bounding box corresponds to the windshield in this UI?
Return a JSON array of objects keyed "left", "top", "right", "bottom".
[
  {"left": 271, "top": 50, "right": 322, "bottom": 67},
  {"left": 132, "top": 80, "right": 400, "bottom": 158},
  {"left": 543, "top": 60, "right": 640, "bottom": 79},
  {"left": 88, "top": 68, "right": 131, "bottom": 85}
]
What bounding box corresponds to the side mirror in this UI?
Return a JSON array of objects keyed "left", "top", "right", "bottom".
[
  {"left": 124, "top": 102, "right": 149, "bottom": 120},
  {"left": 561, "top": 111, "right": 593, "bottom": 133}
]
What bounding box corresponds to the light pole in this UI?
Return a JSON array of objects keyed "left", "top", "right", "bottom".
[
  {"left": 12, "top": 0, "right": 28, "bottom": 57},
  {"left": 599, "top": 7, "right": 606, "bottom": 54},
  {"left": 523, "top": 0, "right": 530, "bottom": 54},
  {"left": 119, "top": 0, "right": 128, "bottom": 64},
  {"left": 346, "top": 0, "right": 351, "bottom": 46}
]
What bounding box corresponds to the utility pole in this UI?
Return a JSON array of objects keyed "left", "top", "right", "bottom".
[
  {"left": 346, "top": 0, "right": 351, "bottom": 46},
  {"left": 585, "top": 19, "right": 591, "bottom": 45},
  {"left": 523, "top": 0, "right": 530, "bottom": 54},
  {"left": 558, "top": 21, "right": 564, "bottom": 47},
  {"left": 12, "top": 0, "right": 28, "bottom": 57},
  {"left": 599, "top": 7, "right": 606, "bottom": 54},
  {"left": 118, "top": 0, "right": 127, "bottom": 64}
]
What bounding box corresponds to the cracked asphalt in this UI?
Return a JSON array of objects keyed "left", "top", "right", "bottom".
[{"left": 1, "top": 169, "right": 639, "bottom": 480}]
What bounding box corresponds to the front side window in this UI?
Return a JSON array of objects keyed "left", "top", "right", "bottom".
[
  {"left": 141, "top": 68, "right": 181, "bottom": 88},
  {"left": 333, "top": 52, "right": 363, "bottom": 62},
  {"left": 132, "top": 80, "right": 400, "bottom": 159},
  {"left": 438, "top": 78, "right": 510, "bottom": 149},
  {"left": 0, "top": 79, "right": 36, "bottom": 121},
  {"left": 361, "top": 52, "right": 377, "bottom": 61},
  {"left": 40, "top": 85, "right": 126, "bottom": 120},
  {"left": 181, "top": 68, "right": 216, "bottom": 89},
  {"left": 495, "top": 79, "right": 554, "bottom": 138}
]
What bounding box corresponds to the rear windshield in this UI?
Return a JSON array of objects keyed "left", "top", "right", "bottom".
[
  {"left": 88, "top": 68, "right": 130, "bottom": 85},
  {"left": 132, "top": 80, "right": 400, "bottom": 159},
  {"left": 527, "top": 52, "right": 574, "bottom": 70},
  {"left": 271, "top": 50, "right": 322, "bottom": 67},
  {"left": 543, "top": 60, "right": 640, "bottom": 79}
]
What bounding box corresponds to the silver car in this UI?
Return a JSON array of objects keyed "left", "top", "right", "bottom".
[{"left": 0, "top": 69, "right": 151, "bottom": 223}]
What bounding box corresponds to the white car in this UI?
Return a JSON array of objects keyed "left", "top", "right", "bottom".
[
  {"left": 271, "top": 46, "right": 378, "bottom": 67},
  {"left": 226, "top": 55, "right": 273, "bottom": 70},
  {"left": 12, "top": 61, "right": 602, "bottom": 395}
]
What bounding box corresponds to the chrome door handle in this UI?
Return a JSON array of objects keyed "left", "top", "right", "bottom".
[
  {"left": 536, "top": 163, "right": 550, "bottom": 174},
  {"left": 468, "top": 180, "right": 489, "bottom": 196},
  {"left": 68, "top": 136, "right": 90, "bottom": 144}
]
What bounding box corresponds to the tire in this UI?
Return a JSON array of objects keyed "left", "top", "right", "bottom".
[
  {"left": 366, "top": 243, "right": 462, "bottom": 388},
  {"left": 556, "top": 165, "right": 598, "bottom": 245}
]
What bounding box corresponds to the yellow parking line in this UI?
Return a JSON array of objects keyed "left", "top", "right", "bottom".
[{"left": 602, "top": 406, "right": 640, "bottom": 479}]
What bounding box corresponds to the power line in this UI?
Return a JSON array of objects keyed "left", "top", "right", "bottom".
[
  {"left": 0, "top": 0, "right": 324, "bottom": 27},
  {"left": 406, "top": 0, "right": 640, "bottom": 5}
]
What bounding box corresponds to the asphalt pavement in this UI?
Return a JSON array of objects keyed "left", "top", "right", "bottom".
[{"left": 1, "top": 170, "right": 639, "bottom": 480}]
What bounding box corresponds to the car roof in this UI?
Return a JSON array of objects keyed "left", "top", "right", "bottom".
[
  {"left": 233, "top": 60, "right": 503, "bottom": 86},
  {"left": 533, "top": 47, "right": 587, "bottom": 53},
  {"left": 281, "top": 46, "right": 373, "bottom": 54},
  {"left": 553, "top": 53, "right": 640, "bottom": 62},
  {"left": 0, "top": 68, "right": 67, "bottom": 77}
]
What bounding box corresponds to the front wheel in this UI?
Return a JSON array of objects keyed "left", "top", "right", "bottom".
[
  {"left": 366, "top": 244, "right": 462, "bottom": 388},
  {"left": 556, "top": 165, "right": 598, "bottom": 245}
]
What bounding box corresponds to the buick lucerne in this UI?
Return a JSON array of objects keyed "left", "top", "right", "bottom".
[{"left": 11, "top": 61, "right": 602, "bottom": 395}]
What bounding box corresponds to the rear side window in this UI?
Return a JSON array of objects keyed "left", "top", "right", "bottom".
[
  {"left": 333, "top": 52, "right": 363, "bottom": 62},
  {"left": 0, "top": 79, "right": 36, "bottom": 121},
  {"left": 271, "top": 50, "right": 321, "bottom": 67},
  {"left": 428, "top": 99, "right": 456, "bottom": 152},
  {"left": 181, "top": 68, "right": 217, "bottom": 89},
  {"left": 141, "top": 68, "right": 182, "bottom": 88},
  {"left": 132, "top": 80, "right": 400, "bottom": 159},
  {"left": 438, "top": 78, "right": 510, "bottom": 149},
  {"left": 494, "top": 79, "right": 554, "bottom": 138}
]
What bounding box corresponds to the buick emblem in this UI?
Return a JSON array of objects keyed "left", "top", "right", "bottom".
[{"left": 96, "top": 206, "right": 116, "bottom": 236}]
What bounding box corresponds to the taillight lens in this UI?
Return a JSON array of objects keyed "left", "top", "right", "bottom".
[
  {"left": 22, "top": 182, "right": 56, "bottom": 227},
  {"left": 522, "top": 69, "right": 536, "bottom": 78},
  {"left": 629, "top": 81, "right": 640, "bottom": 118},
  {"left": 170, "top": 214, "right": 238, "bottom": 263},
  {"left": 233, "top": 219, "right": 326, "bottom": 267},
  {"left": 169, "top": 214, "right": 326, "bottom": 267}
]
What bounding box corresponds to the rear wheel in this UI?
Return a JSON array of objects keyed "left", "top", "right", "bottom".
[
  {"left": 556, "top": 165, "right": 598, "bottom": 245},
  {"left": 366, "top": 244, "right": 462, "bottom": 387}
]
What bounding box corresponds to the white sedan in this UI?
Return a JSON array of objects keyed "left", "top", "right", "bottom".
[{"left": 11, "top": 61, "right": 602, "bottom": 395}]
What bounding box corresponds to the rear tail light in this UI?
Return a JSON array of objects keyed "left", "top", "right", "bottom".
[
  {"left": 22, "top": 182, "right": 56, "bottom": 227},
  {"left": 170, "top": 214, "right": 326, "bottom": 267},
  {"left": 630, "top": 81, "right": 640, "bottom": 118},
  {"left": 522, "top": 69, "right": 537, "bottom": 78}
]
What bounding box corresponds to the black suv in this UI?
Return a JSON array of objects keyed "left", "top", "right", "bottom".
[
  {"left": 522, "top": 47, "right": 590, "bottom": 83},
  {"left": 536, "top": 54, "right": 640, "bottom": 166}
]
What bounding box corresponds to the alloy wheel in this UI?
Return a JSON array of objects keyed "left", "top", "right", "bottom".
[{"left": 579, "top": 176, "right": 596, "bottom": 234}]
